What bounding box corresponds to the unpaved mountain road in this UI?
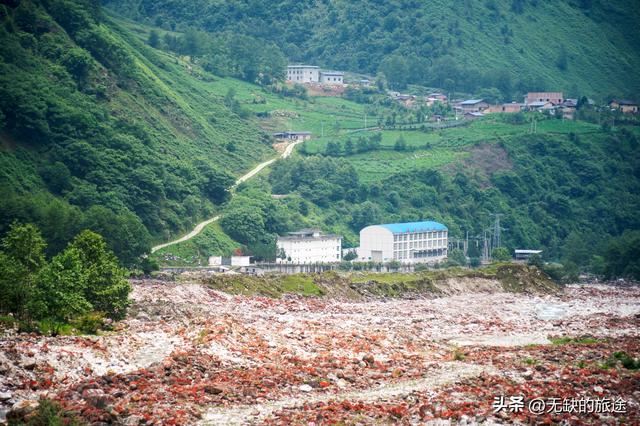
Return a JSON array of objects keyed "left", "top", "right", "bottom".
[{"left": 151, "top": 140, "right": 301, "bottom": 253}]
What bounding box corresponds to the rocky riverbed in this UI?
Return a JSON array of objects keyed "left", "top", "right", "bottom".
[{"left": 1, "top": 281, "right": 638, "bottom": 424}]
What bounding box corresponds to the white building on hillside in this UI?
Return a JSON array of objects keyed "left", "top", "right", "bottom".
[
  {"left": 357, "top": 221, "right": 448, "bottom": 264},
  {"left": 320, "top": 71, "right": 344, "bottom": 85},
  {"left": 286, "top": 65, "right": 320, "bottom": 83},
  {"left": 277, "top": 229, "right": 342, "bottom": 264}
]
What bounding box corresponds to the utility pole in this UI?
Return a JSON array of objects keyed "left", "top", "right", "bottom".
[
  {"left": 464, "top": 230, "right": 469, "bottom": 256},
  {"left": 482, "top": 229, "right": 491, "bottom": 262},
  {"left": 364, "top": 112, "right": 367, "bottom": 130}
]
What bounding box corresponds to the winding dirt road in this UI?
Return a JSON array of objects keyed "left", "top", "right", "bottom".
[{"left": 151, "top": 141, "right": 301, "bottom": 253}]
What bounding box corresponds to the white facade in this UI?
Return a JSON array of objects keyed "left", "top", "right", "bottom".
[
  {"left": 277, "top": 229, "right": 342, "bottom": 264},
  {"left": 208, "top": 256, "right": 222, "bottom": 266},
  {"left": 286, "top": 65, "right": 320, "bottom": 83},
  {"left": 357, "top": 221, "right": 448, "bottom": 264},
  {"left": 320, "top": 71, "right": 344, "bottom": 85},
  {"left": 230, "top": 256, "right": 251, "bottom": 266}
]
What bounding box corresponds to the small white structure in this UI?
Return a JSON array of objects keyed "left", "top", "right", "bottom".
[
  {"left": 273, "top": 131, "right": 312, "bottom": 141},
  {"left": 320, "top": 71, "right": 344, "bottom": 85},
  {"left": 357, "top": 221, "right": 448, "bottom": 264},
  {"left": 277, "top": 229, "right": 342, "bottom": 264},
  {"left": 514, "top": 249, "right": 542, "bottom": 261},
  {"left": 208, "top": 256, "right": 222, "bottom": 266},
  {"left": 286, "top": 65, "right": 320, "bottom": 83},
  {"left": 230, "top": 256, "right": 251, "bottom": 266}
]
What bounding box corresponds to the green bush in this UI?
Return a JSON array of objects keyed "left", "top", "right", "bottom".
[
  {"left": 73, "top": 312, "right": 105, "bottom": 334},
  {"left": 7, "top": 398, "right": 85, "bottom": 426},
  {"left": 0, "top": 223, "right": 131, "bottom": 332}
]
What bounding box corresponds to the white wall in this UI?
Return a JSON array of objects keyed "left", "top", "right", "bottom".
[
  {"left": 286, "top": 66, "right": 319, "bottom": 83},
  {"left": 358, "top": 226, "right": 395, "bottom": 262},
  {"left": 230, "top": 256, "right": 251, "bottom": 266},
  {"left": 320, "top": 74, "right": 344, "bottom": 85},
  {"left": 208, "top": 256, "right": 222, "bottom": 266},
  {"left": 277, "top": 237, "right": 342, "bottom": 264}
]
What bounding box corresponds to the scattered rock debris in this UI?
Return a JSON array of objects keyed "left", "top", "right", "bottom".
[{"left": 0, "top": 282, "right": 638, "bottom": 425}]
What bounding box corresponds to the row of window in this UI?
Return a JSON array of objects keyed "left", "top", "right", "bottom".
[
  {"left": 288, "top": 254, "right": 341, "bottom": 261},
  {"left": 286, "top": 248, "right": 340, "bottom": 252},
  {"left": 394, "top": 239, "right": 446, "bottom": 250},
  {"left": 393, "top": 231, "right": 446, "bottom": 242},
  {"left": 288, "top": 69, "right": 316, "bottom": 75}
]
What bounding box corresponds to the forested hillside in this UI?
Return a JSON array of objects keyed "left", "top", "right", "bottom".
[
  {"left": 0, "top": 0, "right": 275, "bottom": 265},
  {"left": 105, "top": 0, "right": 640, "bottom": 98},
  {"left": 1, "top": 0, "right": 639, "bottom": 274}
]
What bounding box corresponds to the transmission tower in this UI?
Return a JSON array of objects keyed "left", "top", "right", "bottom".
[{"left": 490, "top": 213, "right": 504, "bottom": 249}]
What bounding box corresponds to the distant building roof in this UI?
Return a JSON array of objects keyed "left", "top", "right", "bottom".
[
  {"left": 465, "top": 112, "right": 485, "bottom": 117},
  {"left": 611, "top": 99, "right": 638, "bottom": 106},
  {"left": 287, "top": 64, "right": 319, "bottom": 69},
  {"left": 321, "top": 71, "right": 344, "bottom": 76},
  {"left": 514, "top": 249, "right": 543, "bottom": 254},
  {"left": 528, "top": 101, "right": 551, "bottom": 107},
  {"left": 287, "top": 228, "right": 322, "bottom": 235},
  {"left": 527, "top": 92, "right": 563, "bottom": 98},
  {"left": 461, "top": 99, "right": 485, "bottom": 105},
  {"left": 278, "top": 228, "right": 341, "bottom": 242},
  {"left": 378, "top": 221, "right": 447, "bottom": 233},
  {"left": 273, "top": 131, "right": 312, "bottom": 136}
]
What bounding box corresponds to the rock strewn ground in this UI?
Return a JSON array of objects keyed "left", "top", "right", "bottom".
[{"left": 0, "top": 281, "right": 638, "bottom": 425}]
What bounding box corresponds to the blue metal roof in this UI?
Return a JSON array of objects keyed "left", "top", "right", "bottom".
[{"left": 379, "top": 221, "right": 447, "bottom": 233}]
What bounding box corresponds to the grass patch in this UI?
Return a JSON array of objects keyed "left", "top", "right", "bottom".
[
  {"left": 550, "top": 336, "right": 603, "bottom": 345},
  {"left": 453, "top": 349, "right": 466, "bottom": 361},
  {"left": 613, "top": 351, "right": 640, "bottom": 370},
  {"left": 280, "top": 275, "right": 324, "bottom": 296},
  {"left": 203, "top": 273, "right": 325, "bottom": 298}
]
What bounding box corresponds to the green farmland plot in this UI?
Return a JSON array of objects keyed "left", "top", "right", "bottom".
[{"left": 350, "top": 149, "right": 466, "bottom": 183}]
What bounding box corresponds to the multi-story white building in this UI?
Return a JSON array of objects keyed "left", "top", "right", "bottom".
[
  {"left": 277, "top": 229, "right": 342, "bottom": 264},
  {"left": 357, "top": 221, "right": 448, "bottom": 264},
  {"left": 286, "top": 65, "right": 320, "bottom": 83}
]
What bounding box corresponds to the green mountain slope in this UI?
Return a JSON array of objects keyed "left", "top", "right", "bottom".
[
  {"left": 105, "top": 0, "right": 640, "bottom": 98},
  {"left": 0, "top": 0, "right": 274, "bottom": 264}
]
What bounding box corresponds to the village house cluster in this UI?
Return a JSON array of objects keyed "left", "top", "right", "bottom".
[
  {"left": 391, "top": 90, "right": 638, "bottom": 121},
  {"left": 453, "top": 92, "right": 583, "bottom": 119}
]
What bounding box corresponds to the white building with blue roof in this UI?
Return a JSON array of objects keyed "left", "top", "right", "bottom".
[{"left": 357, "top": 221, "right": 448, "bottom": 264}]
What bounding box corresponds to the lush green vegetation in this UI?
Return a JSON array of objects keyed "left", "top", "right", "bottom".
[
  {"left": 7, "top": 398, "right": 85, "bottom": 426},
  {"left": 0, "top": 222, "right": 130, "bottom": 334},
  {"left": 106, "top": 0, "right": 640, "bottom": 98},
  {"left": 261, "top": 118, "right": 640, "bottom": 262},
  {"left": 152, "top": 222, "right": 238, "bottom": 266},
  {"left": 200, "top": 263, "right": 558, "bottom": 299},
  {"left": 0, "top": 0, "right": 274, "bottom": 266}
]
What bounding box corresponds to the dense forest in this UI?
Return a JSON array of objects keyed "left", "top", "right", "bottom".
[
  {"left": 105, "top": 0, "right": 640, "bottom": 98},
  {"left": 0, "top": 0, "right": 275, "bottom": 266}
]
